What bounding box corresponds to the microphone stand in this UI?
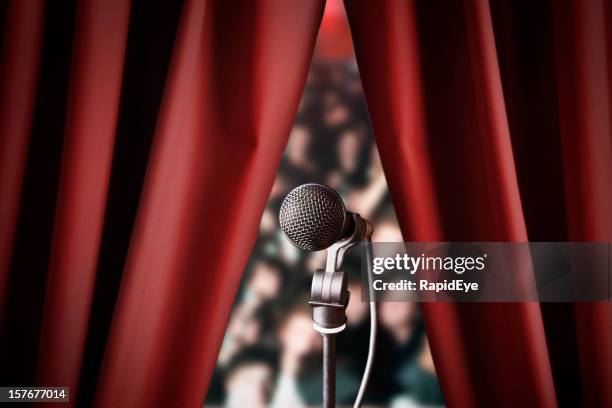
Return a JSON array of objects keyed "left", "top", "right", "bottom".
[{"left": 309, "top": 213, "right": 372, "bottom": 408}]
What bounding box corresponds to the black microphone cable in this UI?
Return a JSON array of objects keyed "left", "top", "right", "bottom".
[{"left": 353, "top": 237, "right": 377, "bottom": 408}]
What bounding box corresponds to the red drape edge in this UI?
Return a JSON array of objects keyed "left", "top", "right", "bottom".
[
  {"left": 552, "top": 1, "right": 612, "bottom": 406},
  {"left": 345, "top": 0, "right": 607, "bottom": 406},
  {"left": 34, "top": 0, "right": 132, "bottom": 403},
  {"left": 0, "top": 0, "right": 45, "bottom": 329},
  {"left": 93, "top": 0, "right": 324, "bottom": 407}
]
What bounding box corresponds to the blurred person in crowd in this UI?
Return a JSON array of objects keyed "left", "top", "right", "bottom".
[
  {"left": 218, "top": 258, "right": 285, "bottom": 366},
  {"left": 327, "top": 125, "right": 371, "bottom": 191},
  {"left": 262, "top": 175, "right": 291, "bottom": 226},
  {"left": 348, "top": 169, "right": 389, "bottom": 219},
  {"left": 323, "top": 97, "right": 350, "bottom": 128},
  {"left": 223, "top": 346, "right": 278, "bottom": 408},
  {"left": 372, "top": 206, "right": 404, "bottom": 243},
  {"left": 375, "top": 288, "right": 443, "bottom": 406},
  {"left": 391, "top": 340, "right": 445, "bottom": 408},
  {"left": 337, "top": 128, "right": 366, "bottom": 176},
  {"left": 270, "top": 299, "right": 321, "bottom": 408},
  {"left": 271, "top": 297, "right": 360, "bottom": 407},
  {"left": 380, "top": 301, "right": 419, "bottom": 347},
  {"left": 283, "top": 124, "right": 317, "bottom": 179},
  {"left": 345, "top": 155, "right": 388, "bottom": 219},
  {"left": 370, "top": 297, "right": 424, "bottom": 405}
]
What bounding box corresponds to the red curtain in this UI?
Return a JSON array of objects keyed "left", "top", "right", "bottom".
[
  {"left": 0, "top": 0, "right": 323, "bottom": 407},
  {"left": 346, "top": 0, "right": 611, "bottom": 407},
  {"left": 0, "top": 0, "right": 45, "bottom": 325}
]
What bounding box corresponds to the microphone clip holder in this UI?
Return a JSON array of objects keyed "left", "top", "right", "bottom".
[
  {"left": 309, "top": 213, "right": 369, "bottom": 333},
  {"left": 309, "top": 269, "right": 349, "bottom": 333}
]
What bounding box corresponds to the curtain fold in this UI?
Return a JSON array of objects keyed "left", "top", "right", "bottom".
[
  {"left": 551, "top": 1, "right": 612, "bottom": 406},
  {"left": 346, "top": 0, "right": 610, "bottom": 406},
  {"left": 93, "top": 1, "right": 324, "bottom": 406},
  {"left": 0, "top": 0, "right": 45, "bottom": 328},
  {"left": 35, "top": 0, "right": 132, "bottom": 400}
]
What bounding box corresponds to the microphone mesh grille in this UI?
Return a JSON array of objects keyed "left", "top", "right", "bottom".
[{"left": 279, "top": 184, "right": 346, "bottom": 251}]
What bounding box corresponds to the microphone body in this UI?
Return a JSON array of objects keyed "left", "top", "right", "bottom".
[{"left": 279, "top": 183, "right": 370, "bottom": 254}]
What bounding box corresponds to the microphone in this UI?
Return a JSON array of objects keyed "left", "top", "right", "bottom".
[
  {"left": 279, "top": 183, "right": 352, "bottom": 251},
  {"left": 279, "top": 183, "right": 372, "bottom": 268},
  {"left": 278, "top": 183, "right": 376, "bottom": 408}
]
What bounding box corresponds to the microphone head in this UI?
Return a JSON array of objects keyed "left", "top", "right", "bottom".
[{"left": 279, "top": 183, "right": 348, "bottom": 251}]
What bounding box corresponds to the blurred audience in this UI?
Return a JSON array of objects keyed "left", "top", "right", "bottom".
[
  {"left": 205, "top": 61, "right": 444, "bottom": 407},
  {"left": 223, "top": 346, "right": 278, "bottom": 408}
]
